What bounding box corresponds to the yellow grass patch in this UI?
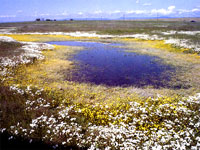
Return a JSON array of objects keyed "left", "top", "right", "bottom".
[
  {"left": 122, "top": 38, "right": 200, "bottom": 65},
  {"left": 0, "top": 34, "right": 99, "bottom": 42}
]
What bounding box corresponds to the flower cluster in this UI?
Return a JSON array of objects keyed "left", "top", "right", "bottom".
[
  {"left": 0, "top": 36, "right": 54, "bottom": 78},
  {"left": 2, "top": 84, "right": 200, "bottom": 149},
  {"left": 165, "top": 38, "right": 200, "bottom": 53}
]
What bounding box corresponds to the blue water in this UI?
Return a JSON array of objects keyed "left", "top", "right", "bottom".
[{"left": 48, "top": 41, "right": 175, "bottom": 88}]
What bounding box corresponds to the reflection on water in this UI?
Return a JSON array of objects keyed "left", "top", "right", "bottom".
[{"left": 48, "top": 41, "right": 175, "bottom": 88}]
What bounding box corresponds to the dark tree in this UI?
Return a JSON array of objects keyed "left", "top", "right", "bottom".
[{"left": 35, "top": 18, "right": 40, "bottom": 21}]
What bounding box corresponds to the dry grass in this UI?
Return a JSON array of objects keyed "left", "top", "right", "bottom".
[
  {"left": 1, "top": 20, "right": 200, "bottom": 33},
  {"left": 122, "top": 38, "right": 200, "bottom": 94},
  {"left": 0, "top": 41, "right": 24, "bottom": 57}
]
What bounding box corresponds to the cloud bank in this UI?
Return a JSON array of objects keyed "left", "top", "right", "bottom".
[{"left": 0, "top": 6, "right": 200, "bottom": 22}]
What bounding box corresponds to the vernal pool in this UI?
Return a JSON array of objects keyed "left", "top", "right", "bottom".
[{"left": 48, "top": 41, "right": 175, "bottom": 88}]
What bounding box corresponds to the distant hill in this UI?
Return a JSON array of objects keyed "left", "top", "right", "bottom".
[
  {"left": 63, "top": 18, "right": 110, "bottom": 21},
  {"left": 62, "top": 17, "right": 200, "bottom": 22},
  {"left": 118, "top": 17, "right": 200, "bottom": 22}
]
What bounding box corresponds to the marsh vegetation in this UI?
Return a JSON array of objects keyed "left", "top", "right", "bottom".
[{"left": 0, "top": 20, "right": 200, "bottom": 149}]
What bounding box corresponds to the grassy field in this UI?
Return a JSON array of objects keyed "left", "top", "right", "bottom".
[
  {"left": 1, "top": 19, "right": 200, "bottom": 33},
  {"left": 1, "top": 19, "right": 199, "bottom": 52},
  {"left": 0, "top": 20, "right": 200, "bottom": 149}
]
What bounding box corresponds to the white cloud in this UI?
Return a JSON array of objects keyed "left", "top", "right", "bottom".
[
  {"left": 151, "top": 6, "right": 176, "bottom": 15},
  {"left": 143, "top": 3, "right": 151, "bottom": 6},
  {"left": 126, "top": 10, "right": 134, "bottom": 14},
  {"left": 122, "top": 5, "right": 178, "bottom": 16},
  {"left": 112, "top": 10, "right": 121, "bottom": 14},
  {"left": 178, "top": 9, "right": 189, "bottom": 14},
  {"left": 168, "top": 6, "right": 175, "bottom": 11},
  {"left": 0, "top": 15, "right": 16, "bottom": 18},
  {"left": 78, "top": 12, "right": 83, "bottom": 15},
  {"left": 60, "top": 11, "right": 68, "bottom": 16},
  {"left": 126, "top": 10, "right": 147, "bottom": 14},
  {"left": 124, "top": 6, "right": 199, "bottom": 17},
  {"left": 94, "top": 10, "right": 102, "bottom": 14},
  {"left": 178, "top": 8, "right": 200, "bottom": 14},
  {"left": 136, "top": 0, "right": 139, "bottom": 4},
  {"left": 192, "top": 8, "right": 200, "bottom": 12}
]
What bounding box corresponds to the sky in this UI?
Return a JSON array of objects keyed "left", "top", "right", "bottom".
[{"left": 0, "top": 0, "right": 200, "bottom": 22}]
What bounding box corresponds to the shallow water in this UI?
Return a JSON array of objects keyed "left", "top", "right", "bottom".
[{"left": 48, "top": 41, "right": 175, "bottom": 88}]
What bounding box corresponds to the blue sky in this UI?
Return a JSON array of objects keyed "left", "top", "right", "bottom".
[{"left": 0, "top": 0, "right": 200, "bottom": 22}]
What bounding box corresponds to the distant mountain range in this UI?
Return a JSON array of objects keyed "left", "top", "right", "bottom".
[{"left": 63, "top": 10, "right": 200, "bottom": 21}]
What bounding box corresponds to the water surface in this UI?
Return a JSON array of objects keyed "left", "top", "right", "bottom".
[{"left": 48, "top": 41, "right": 175, "bottom": 88}]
